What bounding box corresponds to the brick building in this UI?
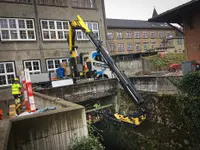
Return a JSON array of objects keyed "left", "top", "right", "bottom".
[
  {"left": 149, "top": 0, "right": 200, "bottom": 62},
  {"left": 0, "top": 0, "right": 107, "bottom": 87},
  {"left": 106, "top": 18, "right": 184, "bottom": 55}
]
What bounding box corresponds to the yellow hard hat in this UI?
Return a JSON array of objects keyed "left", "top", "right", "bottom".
[{"left": 14, "top": 78, "right": 19, "bottom": 81}]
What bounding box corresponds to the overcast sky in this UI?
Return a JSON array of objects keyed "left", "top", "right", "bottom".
[{"left": 104, "top": 0, "right": 191, "bottom": 20}]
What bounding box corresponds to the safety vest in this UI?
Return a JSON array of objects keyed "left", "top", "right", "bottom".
[
  {"left": 12, "top": 83, "right": 21, "bottom": 95},
  {"left": 0, "top": 109, "right": 3, "bottom": 120}
]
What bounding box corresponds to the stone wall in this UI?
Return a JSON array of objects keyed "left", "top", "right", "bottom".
[{"left": 39, "top": 79, "right": 118, "bottom": 103}]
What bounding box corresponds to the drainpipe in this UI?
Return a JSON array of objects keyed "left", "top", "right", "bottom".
[{"left": 33, "top": 0, "right": 46, "bottom": 72}]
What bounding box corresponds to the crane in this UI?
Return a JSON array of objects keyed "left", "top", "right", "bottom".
[{"left": 68, "top": 15, "right": 147, "bottom": 126}]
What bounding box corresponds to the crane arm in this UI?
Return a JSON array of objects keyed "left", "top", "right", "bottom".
[{"left": 69, "top": 15, "right": 144, "bottom": 105}]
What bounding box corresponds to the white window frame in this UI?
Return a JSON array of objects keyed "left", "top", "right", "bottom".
[
  {"left": 126, "top": 32, "right": 132, "bottom": 39},
  {"left": 158, "top": 32, "right": 163, "bottom": 38},
  {"left": 127, "top": 43, "right": 133, "bottom": 51},
  {"left": 134, "top": 32, "right": 140, "bottom": 39},
  {"left": 24, "top": 60, "right": 41, "bottom": 75},
  {"left": 76, "top": 22, "right": 99, "bottom": 41},
  {"left": 0, "top": 18, "right": 36, "bottom": 41},
  {"left": 150, "top": 32, "right": 156, "bottom": 39},
  {"left": 116, "top": 31, "right": 123, "bottom": 39},
  {"left": 177, "top": 39, "right": 183, "bottom": 45},
  {"left": 41, "top": 20, "right": 69, "bottom": 41},
  {"left": 117, "top": 43, "right": 124, "bottom": 52},
  {"left": 0, "top": 62, "right": 16, "bottom": 87},
  {"left": 142, "top": 32, "right": 148, "bottom": 39},
  {"left": 46, "top": 58, "right": 69, "bottom": 73},
  {"left": 136, "top": 43, "right": 141, "bottom": 51},
  {"left": 108, "top": 43, "right": 115, "bottom": 52},
  {"left": 151, "top": 43, "right": 156, "bottom": 49},
  {"left": 107, "top": 32, "right": 113, "bottom": 40},
  {"left": 143, "top": 43, "right": 149, "bottom": 50}
]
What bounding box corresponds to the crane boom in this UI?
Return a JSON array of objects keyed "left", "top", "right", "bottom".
[{"left": 68, "top": 15, "right": 144, "bottom": 105}]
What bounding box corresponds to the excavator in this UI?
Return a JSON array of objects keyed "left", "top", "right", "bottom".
[{"left": 68, "top": 15, "right": 147, "bottom": 126}]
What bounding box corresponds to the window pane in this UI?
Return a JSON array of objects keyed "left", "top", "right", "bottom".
[
  {"left": 64, "top": 31, "right": 68, "bottom": 39},
  {"left": 58, "top": 31, "right": 63, "bottom": 39},
  {"left": 10, "top": 30, "right": 18, "bottom": 39},
  {"left": 0, "top": 19, "right": 8, "bottom": 28},
  {"left": 18, "top": 20, "right": 25, "bottom": 28},
  {"left": 43, "top": 31, "right": 49, "bottom": 39},
  {"left": 9, "top": 19, "right": 16, "bottom": 28},
  {"left": 7, "top": 74, "right": 14, "bottom": 84},
  {"left": 27, "top": 30, "right": 35, "bottom": 39},
  {"left": 55, "top": 60, "right": 60, "bottom": 68},
  {"left": 57, "top": 22, "right": 62, "bottom": 29},
  {"left": 1, "top": 30, "right": 9, "bottom": 39},
  {"left": 26, "top": 20, "right": 33, "bottom": 28},
  {"left": 63, "top": 22, "right": 68, "bottom": 29},
  {"left": 33, "top": 61, "right": 39, "bottom": 70},
  {"left": 0, "top": 75, "right": 6, "bottom": 85},
  {"left": 6, "top": 63, "right": 14, "bottom": 73},
  {"left": 87, "top": 23, "right": 92, "bottom": 30},
  {"left": 42, "top": 21, "right": 48, "bottom": 29},
  {"left": 0, "top": 64, "right": 5, "bottom": 73},
  {"left": 20, "top": 30, "right": 27, "bottom": 39},
  {"left": 25, "top": 62, "right": 32, "bottom": 71},
  {"left": 49, "top": 21, "right": 55, "bottom": 29},
  {"left": 77, "top": 31, "right": 82, "bottom": 39},
  {"left": 50, "top": 31, "right": 56, "bottom": 39},
  {"left": 93, "top": 23, "right": 98, "bottom": 30},
  {"left": 47, "top": 60, "right": 54, "bottom": 69}
]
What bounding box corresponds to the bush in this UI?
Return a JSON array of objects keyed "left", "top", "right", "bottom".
[
  {"left": 178, "top": 71, "right": 200, "bottom": 97},
  {"left": 69, "top": 124, "right": 104, "bottom": 150}
]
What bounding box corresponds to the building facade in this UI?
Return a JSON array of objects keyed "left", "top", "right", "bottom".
[
  {"left": 149, "top": 0, "right": 200, "bottom": 62},
  {"left": 106, "top": 19, "right": 184, "bottom": 55},
  {"left": 0, "top": 0, "right": 107, "bottom": 87}
]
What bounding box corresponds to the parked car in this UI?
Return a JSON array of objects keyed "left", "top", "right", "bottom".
[{"left": 168, "top": 64, "right": 181, "bottom": 72}]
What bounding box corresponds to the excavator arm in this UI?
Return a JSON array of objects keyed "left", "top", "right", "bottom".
[{"left": 69, "top": 15, "right": 144, "bottom": 106}]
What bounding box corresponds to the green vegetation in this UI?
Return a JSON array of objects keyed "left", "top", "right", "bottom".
[
  {"left": 69, "top": 124, "right": 104, "bottom": 150},
  {"left": 146, "top": 53, "right": 185, "bottom": 70}
]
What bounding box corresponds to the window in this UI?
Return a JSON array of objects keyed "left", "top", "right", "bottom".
[
  {"left": 117, "top": 32, "right": 123, "bottom": 39},
  {"left": 72, "top": 0, "right": 95, "bottom": 8},
  {"left": 41, "top": 20, "right": 69, "bottom": 40},
  {"left": 76, "top": 22, "right": 99, "bottom": 40},
  {"left": 151, "top": 43, "right": 156, "bottom": 49},
  {"left": 46, "top": 58, "right": 69, "bottom": 73},
  {"left": 160, "top": 43, "right": 163, "bottom": 47},
  {"left": 143, "top": 43, "right": 149, "bottom": 50},
  {"left": 177, "top": 39, "right": 183, "bottom": 45},
  {"left": 150, "top": 32, "right": 156, "bottom": 39},
  {"left": 0, "top": 0, "right": 32, "bottom": 3},
  {"left": 0, "top": 62, "right": 15, "bottom": 87},
  {"left": 108, "top": 43, "right": 115, "bottom": 52},
  {"left": 0, "top": 18, "right": 36, "bottom": 41},
  {"left": 166, "top": 32, "right": 172, "bottom": 38},
  {"left": 37, "top": 0, "right": 67, "bottom": 6},
  {"left": 136, "top": 43, "right": 141, "bottom": 51},
  {"left": 107, "top": 32, "right": 113, "bottom": 40},
  {"left": 142, "top": 32, "right": 148, "bottom": 39},
  {"left": 24, "top": 60, "right": 41, "bottom": 75},
  {"left": 134, "top": 32, "right": 140, "bottom": 39},
  {"left": 127, "top": 43, "right": 133, "bottom": 51},
  {"left": 158, "top": 32, "right": 163, "bottom": 38},
  {"left": 126, "top": 32, "right": 132, "bottom": 39},
  {"left": 117, "top": 44, "right": 124, "bottom": 52}
]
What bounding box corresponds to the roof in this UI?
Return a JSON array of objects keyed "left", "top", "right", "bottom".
[
  {"left": 106, "top": 19, "right": 172, "bottom": 29},
  {"left": 148, "top": 0, "right": 200, "bottom": 23}
]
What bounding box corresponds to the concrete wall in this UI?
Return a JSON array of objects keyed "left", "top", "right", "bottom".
[
  {"left": 130, "top": 76, "right": 179, "bottom": 94},
  {"left": 40, "top": 79, "right": 118, "bottom": 103},
  {"left": 116, "top": 59, "right": 143, "bottom": 76},
  {"left": 0, "top": 92, "right": 88, "bottom": 150},
  {"left": 0, "top": 0, "right": 106, "bottom": 75}
]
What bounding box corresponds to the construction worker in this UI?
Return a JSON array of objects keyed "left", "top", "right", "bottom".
[
  {"left": 93, "top": 101, "right": 101, "bottom": 109},
  {"left": 12, "top": 78, "right": 22, "bottom": 103}
]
